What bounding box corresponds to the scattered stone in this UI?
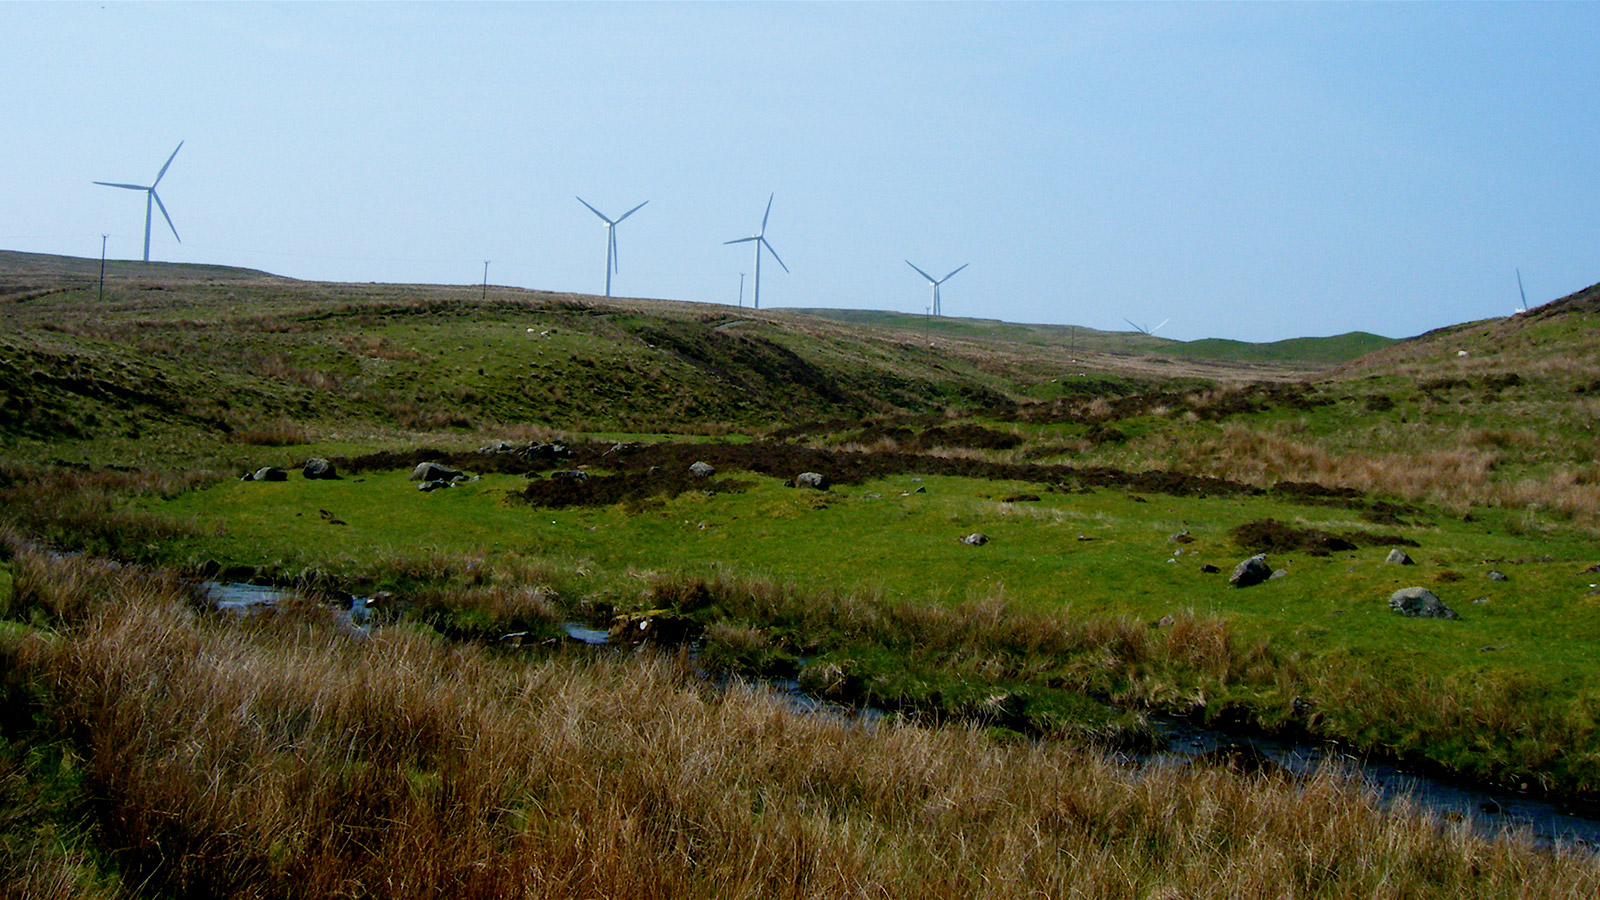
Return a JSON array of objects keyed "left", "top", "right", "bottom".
[
  {"left": 417, "top": 480, "right": 452, "bottom": 492},
  {"left": 1200, "top": 564, "right": 1222, "bottom": 574},
  {"left": 960, "top": 533, "right": 989, "bottom": 546},
  {"left": 1156, "top": 613, "right": 1176, "bottom": 627},
  {"left": 1270, "top": 568, "right": 1289, "bottom": 580},
  {"left": 690, "top": 461, "right": 716, "bottom": 478},
  {"left": 913, "top": 485, "right": 927, "bottom": 494},
  {"left": 1389, "top": 587, "right": 1457, "bottom": 619},
  {"left": 1487, "top": 570, "right": 1508, "bottom": 582},
  {"left": 410, "top": 462, "right": 463, "bottom": 483},
  {"left": 317, "top": 509, "right": 347, "bottom": 526},
  {"left": 302, "top": 457, "right": 338, "bottom": 480},
  {"left": 1170, "top": 529, "right": 1194, "bottom": 543},
  {"left": 795, "top": 471, "right": 830, "bottom": 490},
  {"left": 1480, "top": 646, "right": 1504, "bottom": 653},
  {"left": 1473, "top": 596, "right": 1491, "bottom": 604},
  {"left": 864, "top": 492, "right": 882, "bottom": 500},
  {"left": 550, "top": 470, "right": 588, "bottom": 482},
  {"left": 1077, "top": 534, "right": 1095, "bottom": 542},
  {"left": 1229, "top": 554, "right": 1272, "bottom": 588},
  {"left": 1385, "top": 548, "right": 1415, "bottom": 566},
  {"left": 252, "top": 466, "right": 287, "bottom": 482}
]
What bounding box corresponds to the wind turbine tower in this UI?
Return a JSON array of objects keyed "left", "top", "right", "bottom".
[
  {"left": 94, "top": 141, "right": 184, "bottom": 262},
  {"left": 576, "top": 197, "right": 648, "bottom": 297},
  {"left": 905, "top": 260, "right": 968, "bottom": 316},
  {"left": 1515, "top": 268, "right": 1529, "bottom": 314},
  {"left": 725, "top": 193, "right": 788, "bottom": 310}
]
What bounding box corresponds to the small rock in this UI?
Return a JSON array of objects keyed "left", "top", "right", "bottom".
[
  {"left": 302, "top": 457, "right": 338, "bottom": 480},
  {"left": 1200, "top": 564, "right": 1222, "bottom": 574},
  {"left": 913, "top": 486, "right": 927, "bottom": 494},
  {"left": 410, "top": 462, "right": 464, "bottom": 482},
  {"left": 960, "top": 533, "right": 989, "bottom": 546},
  {"left": 252, "top": 466, "right": 288, "bottom": 482},
  {"left": 1473, "top": 596, "right": 1490, "bottom": 604},
  {"left": 1156, "top": 614, "right": 1176, "bottom": 627},
  {"left": 551, "top": 470, "right": 588, "bottom": 482},
  {"left": 1270, "top": 569, "right": 1289, "bottom": 580},
  {"left": 690, "top": 461, "right": 716, "bottom": 478},
  {"left": 796, "top": 472, "right": 830, "bottom": 490},
  {"left": 1487, "top": 570, "right": 1508, "bottom": 582},
  {"left": 418, "top": 480, "right": 452, "bottom": 492},
  {"left": 1230, "top": 554, "right": 1272, "bottom": 588},
  {"left": 1170, "top": 529, "right": 1194, "bottom": 543},
  {"left": 1389, "top": 587, "right": 1457, "bottom": 619},
  {"left": 1385, "top": 548, "right": 1415, "bottom": 566}
]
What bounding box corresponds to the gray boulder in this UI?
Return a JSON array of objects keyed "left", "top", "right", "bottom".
[
  {"left": 302, "top": 457, "right": 338, "bottom": 480},
  {"left": 1229, "top": 554, "right": 1271, "bottom": 588},
  {"left": 1389, "top": 587, "right": 1458, "bottom": 619},
  {"left": 796, "top": 472, "right": 830, "bottom": 490},
  {"left": 252, "top": 466, "right": 288, "bottom": 483},
  {"left": 410, "top": 462, "right": 464, "bottom": 483},
  {"left": 1385, "top": 548, "right": 1415, "bottom": 566},
  {"left": 960, "top": 533, "right": 989, "bottom": 546},
  {"left": 417, "top": 480, "right": 453, "bottom": 493},
  {"left": 690, "top": 461, "right": 716, "bottom": 478}
]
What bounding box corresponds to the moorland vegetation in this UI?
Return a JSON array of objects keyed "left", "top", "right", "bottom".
[{"left": 4, "top": 249, "right": 1600, "bottom": 897}]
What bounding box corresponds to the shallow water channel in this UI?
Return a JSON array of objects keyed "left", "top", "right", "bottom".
[{"left": 196, "top": 584, "right": 1600, "bottom": 849}]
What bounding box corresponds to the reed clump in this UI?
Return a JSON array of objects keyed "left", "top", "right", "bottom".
[{"left": 7, "top": 553, "right": 1600, "bottom": 898}]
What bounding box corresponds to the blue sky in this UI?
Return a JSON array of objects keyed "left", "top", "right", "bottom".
[{"left": 3, "top": 2, "right": 1596, "bottom": 342}]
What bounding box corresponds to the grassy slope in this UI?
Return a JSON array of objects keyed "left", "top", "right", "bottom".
[
  {"left": 790, "top": 306, "right": 1397, "bottom": 366},
  {"left": 7, "top": 255, "right": 1600, "bottom": 799}
]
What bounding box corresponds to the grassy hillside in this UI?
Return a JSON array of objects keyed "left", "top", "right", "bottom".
[
  {"left": 8, "top": 251, "right": 1600, "bottom": 897},
  {"left": 791, "top": 306, "right": 1396, "bottom": 366}
]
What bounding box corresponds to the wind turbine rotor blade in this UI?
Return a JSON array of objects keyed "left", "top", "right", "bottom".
[
  {"left": 725, "top": 236, "right": 758, "bottom": 245},
  {"left": 153, "top": 141, "right": 183, "bottom": 186},
  {"left": 762, "top": 238, "right": 789, "bottom": 273},
  {"left": 1152, "top": 318, "right": 1170, "bottom": 335},
  {"left": 905, "top": 260, "right": 937, "bottom": 282},
  {"left": 615, "top": 200, "right": 648, "bottom": 223},
  {"left": 1517, "top": 268, "right": 1528, "bottom": 306},
  {"left": 94, "top": 181, "right": 149, "bottom": 191},
  {"left": 576, "top": 196, "right": 612, "bottom": 223},
  {"left": 152, "top": 190, "right": 180, "bottom": 242},
  {"left": 1123, "top": 318, "right": 1145, "bottom": 334},
  {"left": 760, "top": 193, "right": 774, "bottom": 233},
  {"left": 941, "top": 263, "right": 970, "bottom": 282}
]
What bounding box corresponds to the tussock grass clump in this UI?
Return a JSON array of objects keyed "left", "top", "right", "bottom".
[
  {"left": 0, "top": 464, "right": 214, "bottom": 562},
  {"left": 8, "top": 555, "right": 1600, "bottom": 898}
]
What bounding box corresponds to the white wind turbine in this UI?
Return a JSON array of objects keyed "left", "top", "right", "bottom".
[
  {"left": 905, "top": 260, "right": 968, "bottom": 317},
  {"left": 94, "top": 141, "right": 184, "bottom": 262},
  {"left": 1123, "top": 317, "right": 1170, "bottom": 336},
  {"left": 724, "top": 193, "right": 787, "bottom": 310},
  {"left": 576, "top": 196, "right": 648, "bottom": 297},
  {"left": 1515, "top": 268, "right": 1529, "bottom": 314}
]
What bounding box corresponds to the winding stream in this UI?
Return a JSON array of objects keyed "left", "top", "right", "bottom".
[{"left": 196, "top": 586, "right": 1600, "bottom": 849}]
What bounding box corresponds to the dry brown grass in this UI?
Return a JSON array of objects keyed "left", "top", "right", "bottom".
[{"left": 5, "top": 553, "right": 1600, "bottom": 898}]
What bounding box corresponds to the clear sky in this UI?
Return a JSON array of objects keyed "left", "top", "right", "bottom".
[{"left": 3, "top": 2, "right": 1596, "bottom": 342}]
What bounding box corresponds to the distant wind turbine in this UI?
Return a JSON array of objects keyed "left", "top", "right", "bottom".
[
  {"left": 576, "top": 196, "right": 648, "bottom": 297},
  {"left": 94, "top": 141, "right": 183, "bottom": 262},
  {"left": 1515, "top": 268, "right": 1529, "bottom": 314},
  {"left": 724, "top": 193, "right": 787, "bottom": 310},
  {"left": 905, "top": 260, "right": 968, "bottom": 317},
  {"left": 1123, "top": 317, "right": 1170, "bottom": 336}
]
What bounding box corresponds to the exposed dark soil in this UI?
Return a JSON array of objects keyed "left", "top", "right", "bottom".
[
  {"left": 1229, "top": 518, "right": 1419, "bottom": 556},
  {"left": 331, "top": 441, "right": 1408, "bottom": 517}
]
